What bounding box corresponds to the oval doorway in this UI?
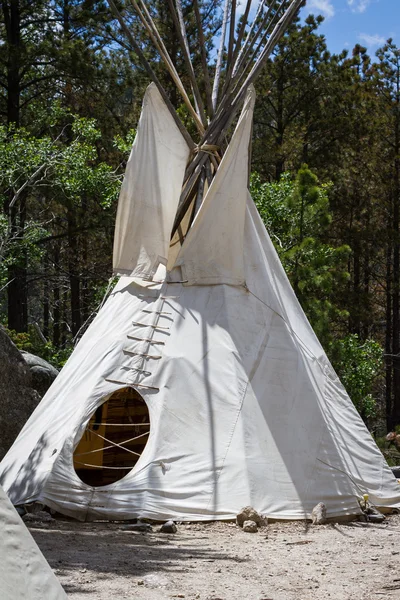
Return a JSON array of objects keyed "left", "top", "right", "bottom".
[{"left": 73, "top": 387, "right": 150, "bottom": 487}]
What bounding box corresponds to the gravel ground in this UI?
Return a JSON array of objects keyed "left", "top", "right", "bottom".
[{"left": 29, "top": 514, "right": 400, "bottom": 600}]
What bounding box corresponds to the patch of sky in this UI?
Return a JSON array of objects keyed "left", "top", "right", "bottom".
[
  {"left": 301, "top": 0, "right": 399, "bottom": 57},
  {"left": 210, "top": 1, "right": 398, "bottom": 64}
]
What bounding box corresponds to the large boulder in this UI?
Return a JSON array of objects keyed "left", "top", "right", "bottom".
[
  {"left": 0, "top": 327, "right": 41, "bottom": 460},
  {"left": 20, "top": 351, "right": 58, "bottom": 397}
]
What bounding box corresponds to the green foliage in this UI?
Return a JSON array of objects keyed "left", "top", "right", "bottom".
[
  {"left": 329, "top": 334, "right": 383, "bottom": 419},
  {"left": 91, "top": 277, "right": 119, "bottom": 308},
  {"left": 0, "top": 124, "right": 52, "bottom": 205},
  {"left": 251, "top": 167, "right": 385, "bottom": 420},
  {"left": 251, "top": 166, "right": 351, "bottom": 344},
  {"left": 0, "top": 214, "right": 47, "bottom": 290},
  {"left": 0, "top": 5, "right": 398, "bottom": 432},
  {"left": 5, "top": 326, "right": 73, "bottom": 370},
  {"left": 375, "top": 437, "right": 400, "bottom": 467},
  {"left": 50, "top": 115, "right": 121, "bottom": 208},
  {"left": 114, "top": 130, "right": 137, "bottom": 156},
  {"left": 0, "top": 114, "right": 122, "bottom": 212},
  {"left": 0, "top": 113, "right": 124, "bottom": 299}
]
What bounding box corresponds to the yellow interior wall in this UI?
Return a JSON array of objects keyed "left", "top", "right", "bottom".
[{"left": 73, "top": 403, "right": 108, "bottom": 469}]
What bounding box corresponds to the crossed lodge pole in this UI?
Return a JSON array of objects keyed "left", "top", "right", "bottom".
[{"left": 106, "top": 0, "right": 305, "bottom": 234}]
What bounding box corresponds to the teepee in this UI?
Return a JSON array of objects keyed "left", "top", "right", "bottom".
[
  {"left": 0, "top": 484, "right": 67, "bottom": 599},
  {"left": 1, "top": 0, "right": 400, "bottom": 521}
]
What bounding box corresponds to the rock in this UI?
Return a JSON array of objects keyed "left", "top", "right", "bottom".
[
  {"left": 20, "top": 351, "right": 59, "bottom": 397},
  {"left": 143, "top": 573, "right": 169, "bottom": 588},
  {"left": 311, "top": 502, "right": 327, "bottom": 525},
  {"left": 391, "top": 466, "right": 400, "bottom": 478},
  {"left": 160, "top": 520, "right": 177, "bottom": 533},
  {"left": 236, "top": 506, "right": 265, "bottom": 527},
  {"left": 121, "top": 522, "right": 152, "bottom": 532},
  {"left": 0, "top": 326, "right": 41, "bottom": 459},
  {"left": 22, "top": 511, "right": 53, "bottom": 523},
  {"left": 242, "top": 520, "right": 258, "bottom": 533},
  {"left": 25, "top": 501, "right": 46, "bottom": 514}
]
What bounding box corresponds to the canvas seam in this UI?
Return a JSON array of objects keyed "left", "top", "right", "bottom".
[{"left": 204, "top": 378, "right": 250, "bottom": 514}]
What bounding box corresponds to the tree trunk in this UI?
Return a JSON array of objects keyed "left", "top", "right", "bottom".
[
  {"left": 350, "top": 234, "right": 361, "bottom": 337},
  {"left": 43, "top": 253, "right": 49, "bottom": 339},
  {"left": 52, "top": 243, "right": 61, "bottom": 347},
  {"left": 67, "top": 206, "right": 81, "bottom": 337},
  {"left": 275, "top": 64, "right": 285, "bottom": 181},
  {"left": 6, "top": 198, "right": 28, "bottom": 332},
  {"left": 391, "top": 158, "right": 400, "bottom": 427},
  {"left": 3, "top": 0, "right": 21, "bottom": 127},
  {"left": 3, "top": 0, "right": 28, "bottom": 331},
  {"left": 386, "top": 237, "right": 393, "bottom": 431}
]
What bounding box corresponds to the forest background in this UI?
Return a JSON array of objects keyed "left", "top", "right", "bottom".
[{"left": 1, "top": 1, "right": 399, "bottom": 459}]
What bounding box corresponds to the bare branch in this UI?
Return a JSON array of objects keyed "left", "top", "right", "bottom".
[{"left": 9, "top": 163, "right": 47, "bottom": 210}]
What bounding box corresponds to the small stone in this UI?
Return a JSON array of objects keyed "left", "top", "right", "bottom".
[
  {"left": 160, "top": 520, "right": 177, "bottom": 533},
  {"left": 242, "top": 520, "right": 258, "bottom": 533},
  {"left": 311, "top": 502, "right": 327, "bottom": 525},
  {"left": 137, "top": 580, "right": 144, "bottom": 585},
  {"left": 22, "top": 511, "right": 53, "bottom": 523},
  {"left": 236, "top": 506, "right": 266, "bottom": 527}
]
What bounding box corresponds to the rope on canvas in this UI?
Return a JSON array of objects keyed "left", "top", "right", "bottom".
[
  {"left": 74, "top": 430, "right": 150, "bottom": 458},
  {"left": 84, "top": 428, "right": 148, "bottom": 456}
]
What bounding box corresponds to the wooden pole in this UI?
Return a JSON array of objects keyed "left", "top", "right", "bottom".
[
  {"left": 172, "top": 153, "right": 209, "bottom": 235},
  {"left": 233, "top": 0, "right": 267, "bottom": 76},
  {"left": 167, "top": 0, "right": 208, "bottom": 127},
  {"left": 240, "top": 2, "right": 286, "bottom": 79},
  {"left": 232, "top": 0, "right": 282, "bottom": 83},
  {"left": 193, "top": 0, "right": 214, "bottom": 117},
  {"left": 212, "top": 0, "right": 230, "bottom": 111},
  {"left": 231, "top": 0, "right": 253, "bottom": 70},
  {"left": 130, "top": 0, "right": 205, "bottom": 134},
  {"left": 106, "top": 0, "right": 195, "bottom": 149},
  {"left": 226, "top": 0, "right": 236, "bottom": 76},
  {"left": 107, "top": 0, "right": 304, "bottom": 236},
  {"left": 235, "top": 0, "right": 304, "bottom": 97}
]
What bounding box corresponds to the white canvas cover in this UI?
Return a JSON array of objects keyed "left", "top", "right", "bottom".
[
  {"left": 1, "top": 86, "right": 400, "bottom": 522},
  {"left": 113, "top": 83, "right": 190, "bottom": 278},
  {"left": 0, "top": 484, "right": 67, "bottom": 599},
  {"left": 173, "top": 86, "right": 255, "bottom": 285}
]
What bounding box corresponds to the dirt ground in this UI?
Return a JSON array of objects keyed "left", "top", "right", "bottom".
[{"left": 29, "top": 514, "right": 400, "bottom": 600}]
